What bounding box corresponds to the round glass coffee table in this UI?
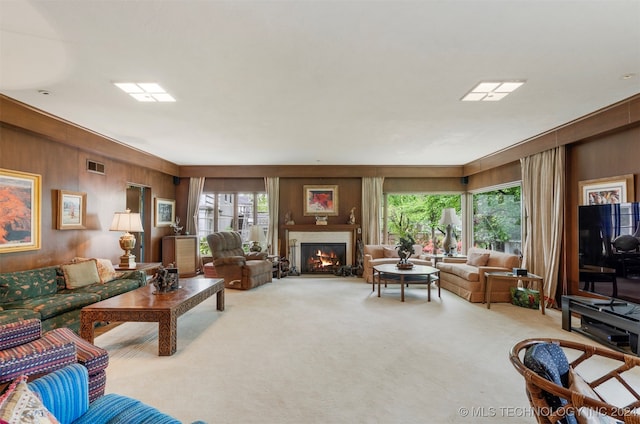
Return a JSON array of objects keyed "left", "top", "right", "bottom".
[{"left": 372, "top": 263, "right": 440, "bottom": 302}]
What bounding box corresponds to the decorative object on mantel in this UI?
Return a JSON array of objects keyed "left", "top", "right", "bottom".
[
  {"left": 347, "top": 207, "right": 356, "bottom": 224},
  {"left": 109, "top": 209, "right": 144, "bottom": 268},
  {"left": 284, "top": 211, "right": 295, "bottom": 225},
  {"left": 439, "top": 208, "right": 461, "bottom": 256},
  {"left": 396, "top": 234, "right": 415, "bottom": 269},
  {"left": 170, "top": 217, "right": 183, "bottom": 235},
  {"left": 149, "top": 264, "right": 180, "bottom": 294},
  {"left": 315, "top": 215, "right": 328, "bottom": 225}
]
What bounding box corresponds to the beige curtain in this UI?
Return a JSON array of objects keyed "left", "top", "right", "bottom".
[
  {"left": 521, "top": 146, "right": 565, "bottom": 308},
  {"left": 265, "top": 177, "right": 279, "bottom": 256},
  {"left": 361, "top": 177, "right": 384, "bottom": 245},
  {"left": 186, "top": 177, "right": 205, "bottom": 269}
]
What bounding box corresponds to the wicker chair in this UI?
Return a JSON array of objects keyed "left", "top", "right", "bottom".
[{"left": 510, "top": 338, "right": 640, "bottom": 424}]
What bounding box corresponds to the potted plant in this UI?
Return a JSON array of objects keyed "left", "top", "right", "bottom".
[{"left": 396, "top": 234, "right": 416, "bottom": 269}]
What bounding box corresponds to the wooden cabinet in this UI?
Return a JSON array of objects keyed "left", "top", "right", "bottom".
[{"left": 162, "top": 236, "right": 198, "bottom": 277}]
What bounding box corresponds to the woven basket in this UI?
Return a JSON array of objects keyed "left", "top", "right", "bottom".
[{"left": 510, "top": 338, "right": 640, "bottom": 424}]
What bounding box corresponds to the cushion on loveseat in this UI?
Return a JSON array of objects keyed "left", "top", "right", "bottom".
[
  {"left": 0, "top": 309, "right": 41, "bottom": 326},
  {"left": 436, "top": 262, "right": 479, "bottom": 282},
  {"left": 43, "top": 327, "right": 109, "bottom": 401},
  {"left": 29, "top": 364, "right": 181, "bottom": 424},
  {"left": 0, "top": 266, "right": 59, "bottom": 303},
  {"left": 0, "top": 337, "right": 77, "bottom": 384},
  {"left": 58, "top": 276, "right": 144, "bottom": 300},
  {"left": 1, "top": 292, "right": 101, "bottom": 320},
  {"left": 0, "top": 319, "right": 41, "bottom": 351},
  {"left": 28, "top": 364, "right": 89, "bottom": 424},
  {"left": 74, "top": 394, "right": 181, "bottom": 424}
]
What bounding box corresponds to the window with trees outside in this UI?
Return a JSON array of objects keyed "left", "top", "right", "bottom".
[
  {"left": 198, "top": 192, "right": 268, "bottom": 256},
  {"left": 385, "top": 194, "right": 462, "bottom": 255},
  {"left": 471, "top": 184, "right": 521, "bottom": 254}
]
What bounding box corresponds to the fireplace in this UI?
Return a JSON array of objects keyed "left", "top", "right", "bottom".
[
  {"left": 301, "top": 243, "right": 346, "bottom": 274},
  {"left": 285, "top": 226, "right": 357, "bottom": 274}
]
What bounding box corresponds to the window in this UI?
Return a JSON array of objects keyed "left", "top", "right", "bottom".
[
  {"left": 198, "top": 191, "right": 268, "bottom": 255},
  {"left": 384, "top": 194, "right": 462, "bottom": 254},
  {"left": 471, "top": 184, "right": 521, "bottom": 254}
]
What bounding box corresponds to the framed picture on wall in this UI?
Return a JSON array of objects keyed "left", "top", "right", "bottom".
[
  {"left": 303, "top": 185, "right": 339, "bottom": 216},
  {"left": 155, "top": 198, "right": 176, "bottom": 226},
  {"left": 578, "top": 174, "right": 635, "bottom": 205},
  {"left": 56, "top": 190, "right": 87, "bottom": 230},
  {"left": 0, "top": 168, "right": 41, "bottom": 253}
]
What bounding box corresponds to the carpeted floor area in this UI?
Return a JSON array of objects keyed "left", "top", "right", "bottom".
[{"left": 95, "top": 276, "right": 597, "bottom": 423}]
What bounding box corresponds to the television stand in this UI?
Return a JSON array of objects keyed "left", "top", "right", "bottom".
[{"left": 562, "top": 295, "right": 640, "bottom": 355}]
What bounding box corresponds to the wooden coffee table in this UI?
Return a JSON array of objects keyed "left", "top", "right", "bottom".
[{"left": 80, "top": 278, "right": 224, "bottom": 356}]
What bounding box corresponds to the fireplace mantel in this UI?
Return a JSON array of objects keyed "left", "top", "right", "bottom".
[
  {"left": 283, "top": 224, "right": 359, "bottom": 232},
  {"left": 283, "top": 224, "right": 360, "bottom": 273}
]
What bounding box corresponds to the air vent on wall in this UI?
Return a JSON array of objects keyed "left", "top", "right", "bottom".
[{"left": 86, "top": 159, "right": 105, "bottom": 175}]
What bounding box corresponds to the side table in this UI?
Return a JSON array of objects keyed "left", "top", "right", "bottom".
[
  {"left": 485, "top": 271, "right": 545, "bottom": 315},
  {"left": 268, "top": 255, "right": 281, "bottom": 279},
  {"left": 115, "top": 262, "right": 162, "bottom": 275}
]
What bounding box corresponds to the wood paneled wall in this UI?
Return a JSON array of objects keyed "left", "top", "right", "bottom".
[
  {"left": 3, "top": 92, "right": 640, "bottom": 305},
  {"left": 565, "top": 127, "right": 640, "bottom": 298},
  {"left": 0, "top": 124, "right": 176, "bottom": 273}
]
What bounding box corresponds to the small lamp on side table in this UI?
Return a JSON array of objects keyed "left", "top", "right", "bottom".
[
  {"left": 249, "top": 225, "right": 265, "bottom": 252},
  {"left": 110, "top": 209, "right": 144, "bottom": 268},
  {"left": 439, "top": 208, "right": 461, "bottom": 256}
]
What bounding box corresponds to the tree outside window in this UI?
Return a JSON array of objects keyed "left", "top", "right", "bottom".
[
  {"left": 472, "top": 186, "right": 521, "bottom": 254},
  {"left": 386, "top": 194, "right": 461, "bottom": 254}
]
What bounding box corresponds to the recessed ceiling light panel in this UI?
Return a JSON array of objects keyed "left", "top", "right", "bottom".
[
  {"left": 114, "top": 82, "right": 176, "bottom": 102},
  {"left": 461, "top": 80, "right": 526, "bottom": 102}
]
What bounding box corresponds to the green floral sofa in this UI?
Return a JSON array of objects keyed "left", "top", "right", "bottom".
[{"left": 0, "top": 259, "right": 146, "bottom": 333}]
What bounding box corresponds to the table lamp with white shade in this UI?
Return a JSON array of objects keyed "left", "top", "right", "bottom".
[
  {"left": 249, "top": 225, "right": 265, "bottom": 252},
  {"left": 110, "top": 209, "right": 144, "bottom": 268},
  {"left": 439, "top": 208, "right": 461, "bottom": 256}
]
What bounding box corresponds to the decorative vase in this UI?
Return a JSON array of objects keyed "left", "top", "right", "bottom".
[{"left": 397, "top": 262, "right": 414, "bottom": 270}]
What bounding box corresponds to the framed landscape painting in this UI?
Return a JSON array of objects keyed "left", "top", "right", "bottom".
[
  {"left": 578, "top": 174, "right": 635, "bottom": 205},
  {"left": 0, "top": 168, "right": 41, "bottom": 253},
  {"left": 155, "top": 198, "right": 175, "bottom": 226},
  {"left": 57, "top": 190, "right": 86, "bottom": 230},
  {"left": 303, "top": 185, "right": 338, "bottom": 216}
]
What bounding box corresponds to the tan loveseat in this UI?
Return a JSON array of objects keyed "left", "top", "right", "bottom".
[
  {"left": 435, "top": 247, "right": 521, "bottom": 303},
  {"left": 363, "top": 244, "right": 432, "bottom": 283}
]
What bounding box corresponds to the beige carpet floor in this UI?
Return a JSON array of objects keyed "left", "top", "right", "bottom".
[{"left": 95, "top": 276, "right": 602, "bottom": 423}]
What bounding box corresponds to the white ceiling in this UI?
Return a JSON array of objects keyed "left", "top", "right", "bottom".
[{"left": 1, "top": 0, "right": 639, "bottom": 166}]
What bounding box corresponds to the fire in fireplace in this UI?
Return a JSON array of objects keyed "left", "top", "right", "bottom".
[{"left": 300, "top": 243, "right": 346, "bottom": 274}]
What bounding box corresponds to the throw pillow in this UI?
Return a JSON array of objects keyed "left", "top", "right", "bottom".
[
  {"left": 466, "top": 252, "right": 490, "bottom": 266},
  {"left": 94, "top": 258, "right": 119, "bottom": 283},
  {"left": 569, "top": 367, "right": 599, "bottom": 400},
  {"left": 61, "top": 260, "right": 101, "bottom": 289},
  {"left": 383, "top": 247, "right": 398, "bottom": 258},
  {"left": 0, "top": 376, "right": 59, "bottom": 424},
  {"left": 74, "top": 257, "right": 121, "bottom": 283}
]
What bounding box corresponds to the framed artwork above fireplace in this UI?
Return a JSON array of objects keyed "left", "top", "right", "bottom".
[{"left": 303, "top": 185, "right": 338, "bottom": 216}]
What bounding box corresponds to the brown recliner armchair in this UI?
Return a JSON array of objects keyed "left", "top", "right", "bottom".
[{"left": 206, "top": 231, "right": 273, "bottom": 290}]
